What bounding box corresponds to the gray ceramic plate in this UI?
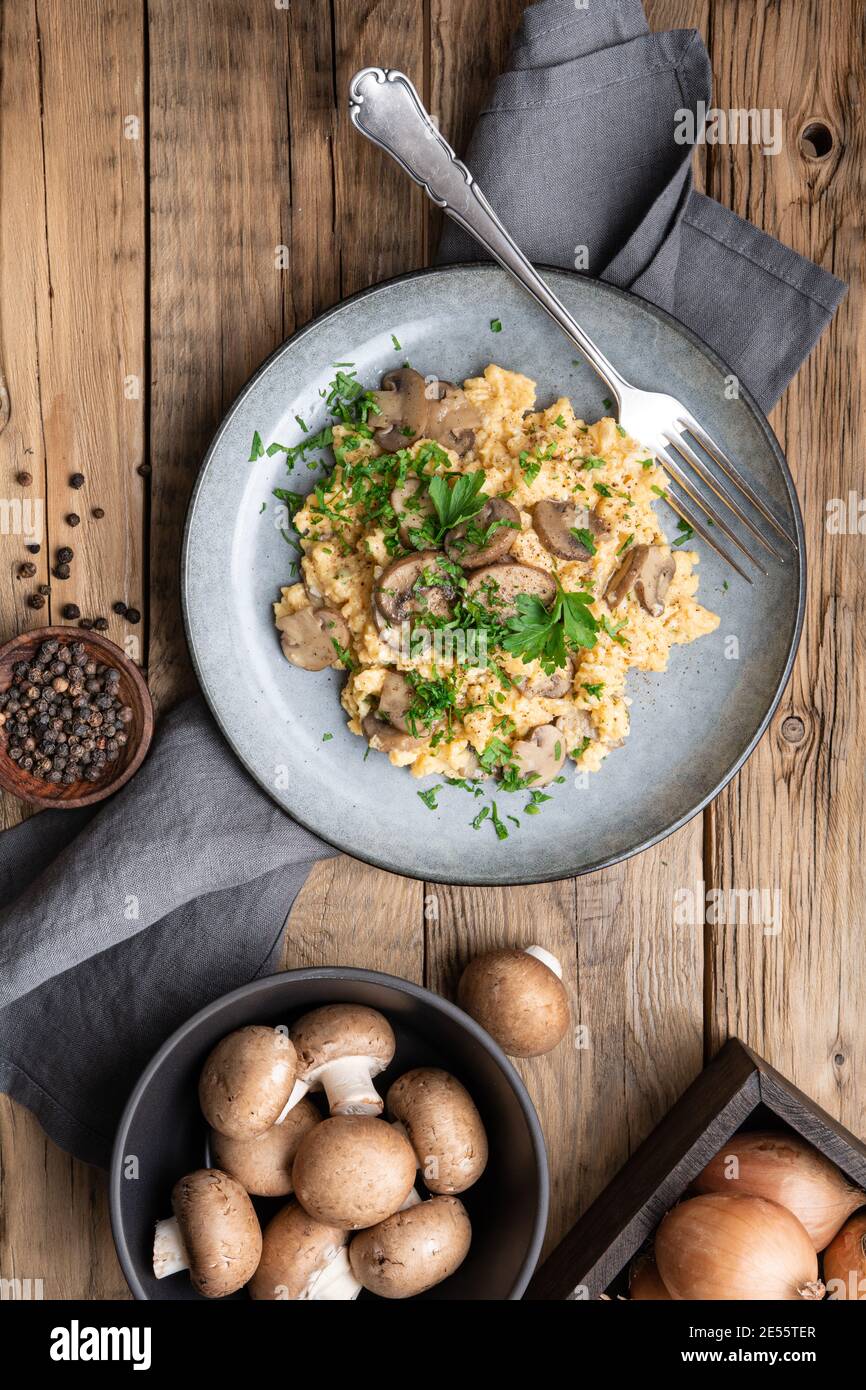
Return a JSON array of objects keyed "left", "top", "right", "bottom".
[{"left": 182, "top": 265, "right": 804, "bottom": 886}]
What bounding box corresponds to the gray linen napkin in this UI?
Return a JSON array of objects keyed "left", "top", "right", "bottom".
[
  {"left": 0, "top": 697, "right": 336, "bottom": 1166},
  {"left": 439, "top": 0, "right": 846, "bottom": 412},
  {"left": 0, "top": 0, "right": 845, "bottom": 1171}
]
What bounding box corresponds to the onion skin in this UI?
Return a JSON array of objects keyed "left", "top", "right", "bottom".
[
  {"left": 656, "top": 1194, "right": 824, "bottom": 1301},
  {"left": 823, "top": 1210, "right": 866, "bottom": 1300},
  {"left": 692, "top": 1130, "right": 864, "bottom": 1251},
  {"left": 629, "top": 1254, "right": 672, "bottom": 1300}
]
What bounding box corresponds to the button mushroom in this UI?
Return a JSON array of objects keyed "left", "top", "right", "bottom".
[
  {"left": 248, "top": 1200, "right": 361, "bottom": 1301},
  {"left": 444, "top": 497, "right": 520, "bottom": 568},
  {"left": 277, "top": 606, "right": 351, "bottom": 671},
  {"left": 152, "top": 1168, "right": 262, "bottom": 1297},
  {"left": 349, "top": 1196, "right": 472, "bottom": 1299},
  {"left": 511, "top": 724, "right": 567, "bottom": 787},
  {"left": 605, "top": 542, "right": 674, "bottom": 617},
  {"left": 377, "top": 670, "right": 416, "bottom": 733},
  {"left": 532, "top": 498, "right": 608, "bottom": 560},
  {"left": 457, "top": 945, "right": 571, "bottom": 1057},
  {"left": 465, "top": 561, "right": 556, "bottom": 620},
  {"left": 390, "top": 476, "right": 436, "bottom": 547},
  {"left": 361, "top": 712, "right": 427, "bottom": 755},
  {"left": 370, "top": 368, "right": 480, "bottom": 456},
  {"left": 374, "top": 549, "right": 457, "bottom": 626},
  {"left": 284, "top": 1003, "right": 396, "bottom": 1116},
  {"left": 209, "top": 1096, "right": 321, "bottom": 1197},
  {"left": 292, "top": 1115, "right": 417, "bottom": 1229},
  {"left": 387, "top": 1068, "right": 488, "bottom": 1194},
  {"left": 198, "top": 1026, "right": 298, "bottom": 1141}
]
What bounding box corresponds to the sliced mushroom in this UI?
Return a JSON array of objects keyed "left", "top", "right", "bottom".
[
  {"left": 520, "top": 654, "right": 575, "bottom": 698},
  {"left": 465, "top": 561, "right": 556, "bottom": 621},
  {"left": 362, "top": 712, "right": 426, "bottom": 755},
  {"left": 377, "top": 671, "right": 415, "bottom": 733},
  {"left": 390, "top": 476, "right": 436, "bottom": 547},
  {"left": 511, "top": 724, "right": 567, "bottom": 787},
  {"left": 444, "top": 497, "right": 520, "bottom": 569},
  {"left": 374, "top": 550, "right": 457, "bottom": 626},
  {"left": 532, "top": 498, "right": 608, "bottom": 560},
  {"left": 370, "top": 368, "right": 479, "bottom": 456},
  {"left": 605, "top": 543, "right": 674, "bottom": 617},
  {"left": 277, "top": 606, "right": 351, "bottom": 671},
  {"left": 554, "top": 706, "right": 595, "bottom": 749}
]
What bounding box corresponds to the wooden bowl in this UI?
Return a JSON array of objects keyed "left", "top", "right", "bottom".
[{"left": 0, "top": 626, "right": 154, "bottom": 809}]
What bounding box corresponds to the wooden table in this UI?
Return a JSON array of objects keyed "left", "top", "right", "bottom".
[{"left": 0, "top": 0, "right": 862, "bottom": 1299}]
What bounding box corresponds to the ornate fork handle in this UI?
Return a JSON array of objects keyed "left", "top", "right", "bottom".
[{"left": 348, "top": 67, "right": 623, "bottom": 401}]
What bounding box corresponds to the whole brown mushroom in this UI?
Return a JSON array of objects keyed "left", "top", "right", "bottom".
[
  {"left": 209, "top": 1096, "right": 321, "bottom": 1197},
  {"left": 152, "top": 1168, "right": 262, "bottom": 1298},
  {"left": 248, "top": 1200, "right": 361, "bottom": 1301},
  {"left": 387, "top": 1068, "right": 488, "bottom": 1194},
  {"left": 457, "top": 945, "right": 570, "bottom": 1057},
  {"left": 284, "top": 1004, "right": 396, "bottom": 1116},
  {"left": 292, "top": 1116, "right": 417, "bottom": 1229},
  {"left": 349, "top": 1196, "right": 472, "bottom": 1299},
  {"left": 198, "top": 1026, "right": 298, "bottom": 1140}
]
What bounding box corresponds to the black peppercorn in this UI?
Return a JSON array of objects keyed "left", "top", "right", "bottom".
[
  {"left": 92, "top": 507, "right": 105, "bottom": 519},
  {"left": 137, "top": 462, "right": 152, "bottom": 477},
  {"left": 26, "top": 543, "right": 40, "bottom": 554},
  {"left": 28, "top": 593, "right": 46, "bottom": 610},
  {"left": 17, "top": 471, "right": 33, "bottom": 486},
  {"left": 70, "top": 473, "right": 85, "bottom": 489},
  {"left": 125, "top": 608, "right": 141, "bottom": 624},
  {"left": 57, "top": 547, "right": 74, "bottom": 564},
  {"left": 62, "top": 604, "right": 81, "bottom": 620},
  {"left": 38, "top": 584, "right": 50, "bottom": 596},
  {"left": 52, "top": 564, "right": 70, "bottom": 580},
  {"left": 78, "top": 618, "right": 94, "bottom": 630},
  {"left": 18, "top": 562, "right": 37, "bottom": 579},
  {"left": 113, "top": 601, "right": 128, "bottom": 616},
  {"left": 67, "top": 513, "right": 81, "bottom": 527},
  {"left": 93, "top": 617, "right": 109, "bottom": 631}
]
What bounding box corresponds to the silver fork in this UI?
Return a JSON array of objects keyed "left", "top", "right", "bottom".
[{"left": 348, "top": 67, "right": 797, "bottom": 582}]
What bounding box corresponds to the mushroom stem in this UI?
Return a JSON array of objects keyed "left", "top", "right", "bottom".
[
  {"left": 153, "top": 1217, "right": 190, "bottom": 1279},
  {"left": 319, "top": 1056, "right": 384, "bottom": 1115},
  {"left": 275, "top": 1075, "right": 311, "bottom": 1124},
  {"left": 302, "top": 1245, "right": 362, "bottom": 1301},
  {"left": 525, "top": 944, "right": 563, "bottom": 979}
]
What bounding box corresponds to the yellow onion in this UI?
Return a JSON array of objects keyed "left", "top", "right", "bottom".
[
  {"left": 656, "top": 1194, "right": 824, "bottom": 1301},
  {"left": 629, "top": 1253, "right": 671, "bottom": 1300},
  {"left": 693, "top": 1130, "right": 863, "bottom": 1250},
  {"left": 823, "top": 1210, "right": 866, "bottom": 1300}
]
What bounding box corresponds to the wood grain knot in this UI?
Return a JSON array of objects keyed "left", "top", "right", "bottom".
[
  {"left": 799, "top": 121, "right": 834, "bottom": 160},
  {"left": 780, "top": 715, "right": 806, "bottom": 744}
]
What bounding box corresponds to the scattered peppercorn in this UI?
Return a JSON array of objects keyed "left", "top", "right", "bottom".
[
  {"left": 125, "top": 608, "right": 141, "bottom": 625},
  {"left": 27, "top": 594, "right": 46, "bottom": 610},
  {"left": 63, "top": 604, "right": 81, "bottom": 620},
  {"left": 26, "top": 543, "right": 41, "bottom": 554},
  {"left": 113, "top": 601, "right": 128, "bottom": 616},
  {"left": 52, "top": 564, "right": 71, "bottom": 580},
  {"left": 93, "top": 617, "right": 109, "bottom": 631},
  {"left": 38, "top": 584, "right": 50, "bottom": 596},
  {"left": 57, "top": 547, "right": 74, "bottom": 564},
  {"left": 67, "top": 513, "right": 81, "bottom": 527},
  {"left": 0, "top": 639, "right": 130, "bottom": 788},
  {"left": 92, "top": 507, "right": 105, "bottom": 519},
  {"left": 137, "top": 463, "right": 152, "bottom": 477},
  {"left": 18, "top": 562, "right": 37, "bottom": 579},
  {"left": 70, "top": 473, "right": 86, "bottom": 489},
  {"left": 78, "top": 618, "right": 94, "bottom": 630},
  {"left": 17, "top": 471, "right": 33, "bottom": 486}
]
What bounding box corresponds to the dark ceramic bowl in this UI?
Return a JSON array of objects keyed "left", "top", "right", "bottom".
[{"left": 110, "top": 968, "right": 549, "bottom": 1301}]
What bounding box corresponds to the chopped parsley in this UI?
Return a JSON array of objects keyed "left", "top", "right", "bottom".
[
  {"left": 321, "top": 732, "right": 333, "bottom": 742},
  {"left": 672, "top": 517, "right": 696, "bottom": 547},
  {"left": 391, "top": 334, "right": 402, "bottom": 350},
  {"left": 417, "top": 785, "right": 443, "bottom": 810},
  {"left": 490, "top": 318, "right": 502, "bottom": 333},
  {"left": 583, "top": 681, "right": 604, "bottom": 699},
  {"left": 616, "top": 533, "right": 634, "bottom": 555},
  {"left": 248, "top": 431, "right": 264, "bottom": 462},
  {"left": 571, "top": 527, "right": 596, "bottom": 556},
  {"left": 602, "top": 397, "right": 612, "bottom": 410},
  {"left": 593, "top": 481, "right": 613, "bottom": 498}
]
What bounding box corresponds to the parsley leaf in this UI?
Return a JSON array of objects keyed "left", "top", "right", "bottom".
[
  {"left": 571, "top": 527, "right": 596, "bottom": 556},
  {"left": 502, "top": 585, "right": 599, "bottom": 673},
  {"left": 417, "top": 785, "right": 443, "bottom": 810},
  {"left": 249, "top": 431, "right": 264, "bottom": 462},
  {"left": 427, "top": 471, "right": 487, "bottom": 531}
]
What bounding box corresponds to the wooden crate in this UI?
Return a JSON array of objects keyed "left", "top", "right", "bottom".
[{"left": 526, "top": 1038, "right": 866, "bottom": 1300}]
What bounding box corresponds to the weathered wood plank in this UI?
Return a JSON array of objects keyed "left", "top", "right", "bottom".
[
  {"left": 0, "top": 0, "right": 145, "bottom": 1300},
  {"left": 705, "top": 1, "right": 866, "bottom": 1135}
]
